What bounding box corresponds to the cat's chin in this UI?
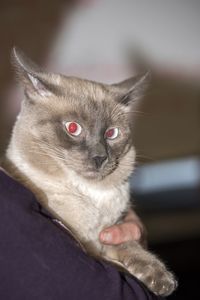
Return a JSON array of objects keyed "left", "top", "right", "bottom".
[
  {"left": 77, "top": 168, "right": 112, "bottom": 182},
  {"left": 82, "top": 171, "right": 105, "bottom": 181}
]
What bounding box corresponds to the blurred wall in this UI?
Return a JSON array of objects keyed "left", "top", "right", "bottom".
[
  {"left": 50, "top": 0, "right": 200, "bottom": 80},
  {"left": 132, "top": 73, "right": 200, "bottom": 161}
]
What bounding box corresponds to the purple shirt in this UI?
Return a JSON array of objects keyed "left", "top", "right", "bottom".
[{"left": 0, "top": 170, "right": 163, "bottom": 300}]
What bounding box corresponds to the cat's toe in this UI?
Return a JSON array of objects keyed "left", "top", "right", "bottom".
[{"left": 148, "top": 270, "right": 177, "bottom": 296}]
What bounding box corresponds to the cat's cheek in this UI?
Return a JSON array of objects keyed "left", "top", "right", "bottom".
[
  {"left": 106, "top": 141, "right": 126, "bottom": 159},
  {"left": 122, "top": 143, "right": 132, "bottom": 156},
  {"left": 27, "top": 126, "right": 42, "bottom": 139}
]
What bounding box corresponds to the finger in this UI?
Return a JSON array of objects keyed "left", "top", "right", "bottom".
[{"left": 99, "top": 222, "right": 141, "bottom": 245}]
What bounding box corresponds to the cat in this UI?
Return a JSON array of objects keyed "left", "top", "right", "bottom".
[{"left": 2, "top": 47, "right": 177, "bottom": 296}]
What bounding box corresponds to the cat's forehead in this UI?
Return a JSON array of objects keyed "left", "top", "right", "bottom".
[
  {"left": 60, "top": 76, "right": 111, "bottom": 101},
  {"left": 52, "top": 76, "right": 121, "bottom": 119},
  {"left": 34, "top": 75, "right": 126, "bottom": 126}
]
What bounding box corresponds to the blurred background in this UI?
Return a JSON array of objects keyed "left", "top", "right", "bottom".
[{"left": 0, "top": 0, "right": 200, "bottom": 298}]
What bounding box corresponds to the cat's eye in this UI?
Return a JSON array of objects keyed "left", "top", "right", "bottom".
[
  {"left": 65, "top": 122, "right": 82, "bottom": 136},
  {"left": 105, "top": 127, "right": 119, "bottom": 140}
]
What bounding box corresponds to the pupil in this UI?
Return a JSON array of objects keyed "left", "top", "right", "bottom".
[
  {"left": 69, "top": 122, "right": 77, "bottom": 133},
  {"left": 107, "top": 129, "right": 114, "bottom": 137}
]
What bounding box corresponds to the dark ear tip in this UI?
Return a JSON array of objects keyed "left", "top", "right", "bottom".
[
  {"left": 11, "top": 46, "right": 28, "bottom": 72},
  {"left": 134, "top": 70, "right": 151, "bottom": 92},
  {"left": 139, "top": 70, "right": 151, "bottom": 81},
  {"left": 11, "top": 46, "right": 40, "bottom": 75},
  {"left": 141, "top": 70, "right": 151, "bottom": 86},
  {"left": 11, "top": 46, "right": 23, "bottom": 63},
  {"left": 12, "top": 46, "right": 19, "bottom": 57}
]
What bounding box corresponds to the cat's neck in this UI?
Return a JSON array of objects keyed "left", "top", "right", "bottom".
[{"left": 4, "top": 137, "right": 130, "bottom": 210}]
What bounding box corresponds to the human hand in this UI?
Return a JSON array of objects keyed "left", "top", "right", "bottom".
[
  {"left": 99, "top": 210, "right": 176, "bottom": 296},
  {"left": 99, "top": 210, "right": 147, "bottom": 247}
]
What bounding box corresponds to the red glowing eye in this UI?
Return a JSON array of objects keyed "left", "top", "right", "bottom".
[
  {"left": 65, "top": 122, "right": 82, "bottom": 136},
  {"left": 69, "top": 122, "right": 77, "bottom": 133},
  {"left": 106, "top": 129, "right": 114, "bottom": 138},
  {"left": 105, "top": 128, "right": 119, "bottom": 140}
]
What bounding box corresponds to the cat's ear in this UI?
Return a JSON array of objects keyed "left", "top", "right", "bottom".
[
  {"left": 11, "top": 47, "right": 60, "bottom": 99},
  {"left": 113, "top": 72, "right": 150, "bottom": 106}
]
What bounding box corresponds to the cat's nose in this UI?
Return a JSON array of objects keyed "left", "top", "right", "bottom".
[{"left": 93, "top": 155, "right": 107, "bottom": 169}]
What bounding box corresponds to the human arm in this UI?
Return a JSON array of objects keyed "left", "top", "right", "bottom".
[{"left": 0, "top": 170, "right": 162, "bottom": 300}]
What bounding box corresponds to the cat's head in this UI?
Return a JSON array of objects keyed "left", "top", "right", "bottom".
[{"left": 11, "top": 47, "right": 149, "bottom": 184}]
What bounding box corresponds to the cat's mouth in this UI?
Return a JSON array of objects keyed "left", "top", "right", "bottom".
[{"left": 82, "top": 164, "right": 117, "bottom": 181}]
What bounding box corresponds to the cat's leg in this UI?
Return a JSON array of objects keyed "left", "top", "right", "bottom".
[{"left": 102, "top": 241, "right": 177, "bottom": 297}]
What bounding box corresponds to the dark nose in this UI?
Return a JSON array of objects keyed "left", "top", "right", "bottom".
[{"left": 93, "top": 155, "right": 107, "bottom": 169}]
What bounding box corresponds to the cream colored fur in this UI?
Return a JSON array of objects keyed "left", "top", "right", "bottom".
[
  {"left": 2, "top": 48, "right": 177, "bottom": 296},
  {"left": 6, "top": 132, "right": 134, "bottom": 253}
]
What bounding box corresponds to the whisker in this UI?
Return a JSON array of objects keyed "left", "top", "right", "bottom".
[{"left": 135, "top": 153, "right": 155, "bottom": 162}]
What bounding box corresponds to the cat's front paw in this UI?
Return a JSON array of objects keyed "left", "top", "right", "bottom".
[
  {"left": 103, "top": 241, "right": 177, "bottom": 296},
  {"left": 124, "top": 253, "right": 177, "bottom": 296}
]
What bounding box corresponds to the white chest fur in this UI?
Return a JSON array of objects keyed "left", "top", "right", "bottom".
[
  {"left": 36, "top": 170, "right": 130, "bottom": 244},
  {"left": 6, "top": 145, "right": 130, "bottom": 246}
]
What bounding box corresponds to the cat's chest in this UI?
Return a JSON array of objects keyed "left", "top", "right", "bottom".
[
  {"left": 12, "top": 160, "right": 130, "bottom": 241},
  {"left": 48, "top": 179, "right": 129, "bottom": 217},
  {"left": 44, "top": 178, "right": 130, "bottom": 240},
  {"left": 78, "top": 182, "right": 129, "bottom": 223}
]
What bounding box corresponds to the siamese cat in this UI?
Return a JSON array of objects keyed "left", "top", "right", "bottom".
[{"left": 2, "top": 47, "right": 177, "bottom": 296}]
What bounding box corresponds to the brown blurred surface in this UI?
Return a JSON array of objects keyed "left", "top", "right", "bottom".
[
  {"left": 0, "top": 0, "right": 74, "bottom": 155},
  {"left": 133, "top": 72, "right": 200, "bottom": 162}
]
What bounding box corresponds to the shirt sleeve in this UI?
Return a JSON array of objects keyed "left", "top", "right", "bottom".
[
  {"left": 0, "top": 170, "right": 164, "bottom": 300},
  {"left": 68, "top": 246, "right": 164, "bottom": 300}
]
